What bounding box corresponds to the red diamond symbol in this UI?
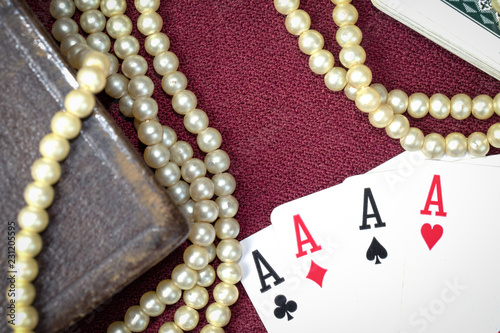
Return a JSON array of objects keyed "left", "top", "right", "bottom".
[{"left": 306, "top": 260, "right": 327, "bottom": 288}]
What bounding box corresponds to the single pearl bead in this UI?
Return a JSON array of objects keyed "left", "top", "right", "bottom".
[
  {"left": 85, "top": 33, "right": 109, "bottom": 53},
  {"left": 114, "top": 35, "right": 140, "bottom": 59},
  {"left": 52, "top": 17, "right": 78, "bottom": 42},
  {"left": 16, "top": 230, "right": 43, "bottom": 258},
  {"left": 80, "top": 9, "right": 106, "bottom": 34},
  {"left": 215, "top": 218, "right": 240, "bottom": 240},
  {"left": 339, "top": 44, "right": 366, "bottom": 68},
  {"left": 200, "top": 325, "right": 225, "bottom": 333},
  {"left": 206, "top": 303, "right": 231, "bottom": 328},
  {"left": 217, "top": 262, "right": 242, "bottom": 284},
  {"left": 65, "top": 89, "right": 95, "bottom": 118},
  {"left": 122, "top": 55, "right": 148, "bottom": 78},
  {"left": 429, "top": 93, "right": 451, "bottom": 119},
  {"left": 172, "top": 264, "right": 198, "bottom": 290},
  {"left": 162, "top": 126, "right": 178, "bottom": 148},
  {"left": 370, "top": 83, "right": 388, "bottom": 104},
  {"left": 172, "top": 90, "right": 198, "bottom": 115},
  {"left": 400, "top": 127, "right": 424, "bottom": 151},
  {"left": 336, "top": 24, "right": 362, "bottom": 47},
  {"left": 181, "top": 158, "right": 207, "bottom": 183},
  {"left": 128, "top": 75, "right": 154, "bottom": 99},
  {"left": 137, "top": 11, "right": 163, "bottom": 36},
  {"left": 184, "top": 109, "right": 209, "bottom": 134},
  {"left": 144, "top": 144, "right": 170, "bottom": 169},
  {"left": 107, "top": 53, "right": 119, "bottom": 76},
  {"left": 156, "top": 279, "right": 182, "bottom": 305},
  {"left": 355, "top": 86, "right": 382, "bottom": 113},
  {"left": 274, "top": 0, "right": 299, "bottom": 15},
  {"left": 158, "top": 322, "right": 182, "bottom": 333},
  {"left": 183, "top": 286, "right": 209, "bottom": 309},
  {"left": 184, "top": 245, "right": 209, "bottom": 270},
  {"left": 422, "top": 133, "right": 446, "bottom": 159},
  {"left": 11, "top": 306, "right": 38, "bottom": 330},
  {"left": 77, "top": 66, "right": 106, "bottom": 93},
  {"left": 189, "top": 222, "right": 216, "bottom": 247},
  {"left": 132, "top": 96, "right": 158, "bottom": 121},
  {"left": 468, "top": 132, "right": 489, "bottom": 157},
  {"left": 487, "top": 123, "right": 500, "bottom": 148},
  {"left": 18, "top": 206, "right": 49, "bottom": 233},
  {"left": 212, "top": 173, "right": 236, "bottom": 197},
  {"left": 197, "top": 265, "right": 216, "bottom": 288},
  {"left": 197, "top": 128, "right": 223, "bottom": 153},
  {"left": 445, "top": 132, "right": 467, "bottom": 157},
  {"left": 205, "top": 243, "right": 217, "bottom": 262},
  {"left": 407, "top": 92, "right": 429, "bottom": 119},
  {"left": 60, "top": 33, "right": 86, "bottom": 56},
  {"left": 166, "top": 180, "right": 190, "bottom": 206},
  {"left": 174, "top": 305, "right": 199, "bottom": 331},
  {"left": 39, "top": 133, "right": 70, "bottom": 161},
  {"left": 213, "top": 282, "right": 239, "bottom": 306},
  {"left": 450, "top": 93, "right": 472, "bottom": 120},
  {"left": 154, "top": 51, "right": 179, "bottom": 76},
  {"left": 194, "top": 200, "right": 219, "bottom": 222},
  {"left": 50, "top": 0, "right": 76, "bottom": 19},
  {"left": 472, "top": 94, "right": 494, "bottom": 120},
  {"left": 217, "top": 239, "right": 242, "bottom": 263},
  {"left": 24, "top": 181, "right": 54, "bottom": 210},
  {"left": 100, "top": 0, "right": 126, "bottom": 17},
  {"left": 162, "top": 71, "right": 188, "bottom": 95},
  {"left": 298, "top": 30, "right": 324, "bottom": 55},
  {"left": 138, "top": 120, "right": 163, "bottom": 146},
  {"left": 369, "top": 103, "right": 394, "bottom": 128},
  {"left": 309, "top": 50, "right": 334, "bottom": 75},
  {"left": 387, "top": 89, "right": 408, "bottom": 114},
  {"left": 107, "top": 321, "right": 132, "bottom": 333},
  {"left": 10, "top": 281, "right": 36, "bottom": 305},
  {"left": 105, "top": 74, "right": 129, "bottom": 99},
  {"left": 178, "top": 199, "right": 195, "bottom": 223},
  {"left": 74, "top": 0, "right": 99, "bottom": 11},
  {"left": 346, "top": 64, "right": 372, "bottom": 89},
  {"left": 324, "top": 67, "right": 347, "bottom": 92},
  {"left": 492, "top": 0, "right": 500, "bottom": 11},
  {"left": 155, "top": 162, "right": 181, "bottom": 187},
  {"left": 494, "top": 93, "right": 500, "bottom": 116},
  {"left": 285, "top": 9, "right": 311, "bottom": 36},
  {"left": 106, "top": 14, "right": 132, "bottom": 39},
  {"left": 332, "top": 3, "right": 358, "bottom": 26},
  {"left": 124, "top": 305, "right": 149, "bottom": 332},
  {"left": 134, "top": 0, "right": 160, "bottom": 13},
  {"left": 216, "top": 195, "right": 238, "bottom": 218},
  {"left": 170, "top": 141, "right": 194, "bottom": 166},
  {"left": 205, "top": 150, "right": 231, "bottom": 174},
  {"left": 385, "top": 114, "right": 410, "bottom": 139},
  {"left": 119, "top": 94, "right": 135, "bottom": 118},
  {"left": 139, "top": 291, "right": 165, "bottom": 317},
  {"left": 16, "top": 257, "right": 39, "bottom": 282},
  {"left": 344, "top": 84, "right": 358, "bottom": 101},
  {"left": 145, "top": 32, "right": 170, "bottom": 56}
]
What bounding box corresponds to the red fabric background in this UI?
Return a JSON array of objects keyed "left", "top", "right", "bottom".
[{"left": 26, "top": 0, "right": 500, "bottom": 332}]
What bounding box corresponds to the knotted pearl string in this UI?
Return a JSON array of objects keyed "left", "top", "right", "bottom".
[{"left": 274, "top": 0, "right": 500, "bottom": 158}]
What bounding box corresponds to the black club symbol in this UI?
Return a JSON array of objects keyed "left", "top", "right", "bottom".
[{"left": 273, "top": 294, "right": 297, "bottom": 321}]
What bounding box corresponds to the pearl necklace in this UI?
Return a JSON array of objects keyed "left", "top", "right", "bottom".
[
  {"left": 274, "top": 0, "right": 500, "bottom": 158},
  {"left": 11, "top": 0, "right": 242, "bottom": 332}
]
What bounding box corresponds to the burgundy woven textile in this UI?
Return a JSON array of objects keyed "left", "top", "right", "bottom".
[{"left": 26, "top": 0, "right": 500, "bottom": 332}]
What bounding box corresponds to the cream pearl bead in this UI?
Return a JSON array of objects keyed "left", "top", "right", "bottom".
[
  {"left": 107, "top": 321, "right": 132, "bottom": 333},
  {"left": 370, "top": 83, "right": 388, "bottom": 104},
  {"left": 387, "top": 89, "right": 409, "bottom": 114},
  {"left": 138, "top": 120, "right": 163, "bottom": 146},
  {"left": 144, "top": 144, "right": 170, "bottom": 169},
  {"left": 39, "top": 133, "right": 70, "bottom": 161},
  {"left": 31, "top": 157, "right": 61, "bottom": 186},
  {"left": 217, "top": 239, "right": 242, "bottom": 262},
  {"left": 344, "top": 84, "right": 358, "bottom": 101},
  {"left": 50, "top": 0, "right": 76, "bottom": 19},
  {"left": 80, "top": 9, "right": 106, "bottom": 34},
  {"left": 184, "top": 109, "right": 209, "bottom": 134},
  {"left": 355, "top": 86, "right": 382, "bottom": 113},
  {"left": 309, "top": 49, "right": 335, "bottom": 75},
  {"left": 124, "top": 305, "right": 149, "bottom": 332},
  {"left": 156, "top": 279, "right": 182, "bottom": 305},
  {"left": 429, "top": 93, "right": 451, "bottom": 119},
  {"left": 128, "top": 75, "right": 154, "bottom": 99},
  {"left": 137, "top": 11, "right": 163, "bottom": 36},
  {"left": 16, "top": 257, "right": 39, "bottom": 282},
  {"left": 217, "top": 262, "right": 242, "bottom": 284},
  {"left": 332, "top": 0, "right": 353, "bottom": 4},
  {"left": 16, "top": 230, "right": 43, "bottom": 258},
  {"left": 468, "top": 132, "right": 489, "bottom": 157},
  {"left": 494, "top": 93, "right": 500, "bottom": 116},
  {"left": 172, "top": 90, "right": 198, "bottom": 115},
  {"left": 132, "top": 97, "right": 158, "bottom": 121},
  {"left": 472, "top": 94, "right": 494, "bottom": 120},
  {"left": 216, "top": 195, "right": 239, "bottom": 218},
  {"left": 450, "top": 93, "right": 472, "bottom": 120},
  {"left": 60, "top": 33, "right": 86, "bottom": 56},
  {"left": 205, "top": 243, "right": 217, "bottom": 262},
  {"left": 158, "top": 322, "right": 182, "bottom": 333},
  {"left": 214, "top": 282, "right": 239, "bottom": 306},
  {"left": 205, "top": 150, "right": 231, "bottom": 174},
  {"left": 134, "top": 0, "right": 160, "bottom": 13},
  {"left": 215, "top": 218, "right": 240, "bottom": 239},
  {"left": 400, "top": 127, "right": 424, "bottom": 151},
  {"left": 100, "top": 0, "right": 126, "bottom": 17},
  {"left": 174, "top": 305, "right": 199, "bottom": 331},
  {"left": 181, "top": 158, "right": 207, "bottom": 183},
  {"left": 24, "top": 181, "right": 54, "bottom": 209},
  {"left": 114, "top": 35, "right": 140, "bottom": 59},
  {"left": 170, "top": 141, "right": 194, "bottom": 166},
  {"left": 65, "top": 88, "right": 95, "bottom": 118},
  {"left": 212, "top": 173, "right": 236, "bottom": 197},
  {"left": 86, "top": 32, "right": 110, "bottom": 53},
  {"left": 197, "top": 265, "right": 216, "bottom": 287},
  {"left": 77, "top": 65, "right": 106, "bottom": 94},
  {"left": 206, "top": 303, "right": 231, "bottom": 328},
  {"left": 154, "top": 51, "right": 179, "bottom": 76},
  {"left": 285, "top": 9, "right": 311, "bottom": 36},
  {"left": 107, "top": 53, "right": 119, "bottom": 76},
  {"left": 18, "top": 206, "right": 49, "bottom": 233},
  {"left": 298, "top": 30, "right": 324, "bottom": 55},
  {"left": 162, "top": 126, "right": 178, "bottom": 148},
  {"left": 194, "top": 200, "right": 219, "bottom": 222},
  {"left": 11, "top": 306, "right": 38, "bottom": 330},
  {"left": 106, "top": 14, "right": 133, "bottom": 39},
  {"left": 385, "top": 114, "right": 410, "bottom": 139},
  {"left": 69, "top": 44, "right": 93, "bottom": 69},
  {"left": 332, "top": 3, "right": 358, "bottom": 27},
  {"left": 155, "top": 162, "right": 181, "bottom": 187},
  {"left": 172, "top": 264, "right": 198, "bottom": 290},
  {"left": 183, "top": 245, "right": 210, "bottom": 270},
  {"left": 422, "top": 133, "right": 446, "bottom": 159},
  {"left": 336, "top": 24, "right": 362, "bottom": 47},
  {"left": 274, "top": 0, "right": 299, "bottom": 15},
  {"left": 166, "top": 180, "right": 190, "bottom": 206},
  {"left": 162, "top": 71, "right": 188, "bottom": 95},
  {"left": 179, "top": 199, "right": 195, "bottom": 223},
  {"left": 145, "top": 32, "right": 170, "bottom": 56},
  {"left": 197, "top": 128, "right": 223, "bottom": 153},
  {"left": 369, "top": 103, "right": 394, "bottom": 128},
  {"left": 346, "top": 64, "right": 372, "bottom": 89},
  {"left": 183, "top": 286, "right": 210, "bottom": 309},
  {"left": 122, "top": 55, "right": 148, "bottom": 79},
  {"left": 407, "top": 92, "right": 429, "bottom": 118},
  {"left": 201, "top": 325, "right": 225, "bottom": 333},
  {"left": 487, "top": 123, "right": 500, "bottom": 148},
  {"left": 339, "top": 44, "right": 366, "bottom": 68},
  {"left": 74, "top": 0, "right": 99, "bottom": 11},
  {"left": 52, "top": 17, "right": 78, "bottom": 42},
  {"left": 119, "top": 94, "right": 135, "bottom": 118},
  {"left": 324, "top": 67, "right": 347, "bottom": 92},
  {"left": 10, "top": 281, "right": 36, "bottom": 305},
  {"left": 445, "top": 132, "right": 467, "bottom": 158},
  {"left": 492, "top": 0, "right": 500, "bottom": 11},
  {"left": 105, "top": 74, "right": 129, "bottom": 99},
  {"left": 139, "top": 291, "right": 165, "bottom": 317},
  {"left": 189, "top": 222, "right": 216, "bottom": 247}
]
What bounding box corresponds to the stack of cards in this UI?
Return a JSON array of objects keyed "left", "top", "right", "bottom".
[
  {"left": 240, "top": 151, "right": 500, "bottom": 332},
  {"left": 371, "top": 0, "right": 500, "bottom": 80}
]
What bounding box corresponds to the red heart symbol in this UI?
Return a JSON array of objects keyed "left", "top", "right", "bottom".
[{"left": 421, "top": 223, "right": 443, "bottom": 250}]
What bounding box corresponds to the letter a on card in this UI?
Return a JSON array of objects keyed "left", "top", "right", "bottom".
[
  {"left": 420, "top": 175, "right": 447, "bottom": 217},
  {"left": 294, "top": 214, "right": 322, "bottom": 258}
]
